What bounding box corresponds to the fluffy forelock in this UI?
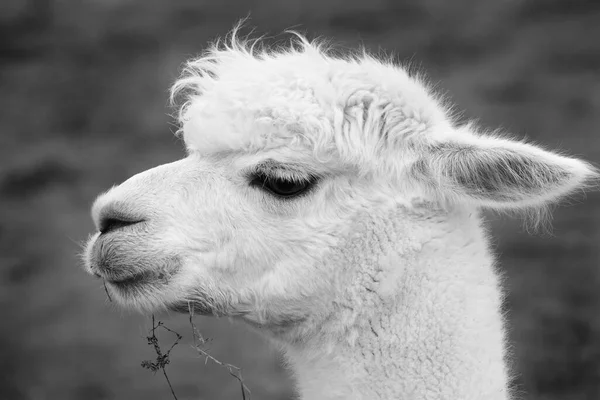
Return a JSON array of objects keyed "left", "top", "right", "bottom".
[{"left": 169, "top": 28, "right": 452, "bottom": 170}]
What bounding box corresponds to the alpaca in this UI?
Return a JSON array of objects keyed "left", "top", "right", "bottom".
[{"left": 83, "top": 31, "right": 597, "bottom": 400}]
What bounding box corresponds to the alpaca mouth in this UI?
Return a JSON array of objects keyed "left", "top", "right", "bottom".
[
  {"left": 105, "top": 272, "right": 151, "bottom": 287},
  {"left": 100, "top": 270, "right": 156, "bottom": 289},
  {"left": 98, "top": 263, "right": 181, "bottom": 292}
]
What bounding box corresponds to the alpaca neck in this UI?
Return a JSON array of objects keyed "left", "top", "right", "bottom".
[{"left": 281, "top": 205, "right": 510, "bottom": 400}]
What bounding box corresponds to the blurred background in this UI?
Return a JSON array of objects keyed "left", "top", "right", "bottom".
[{"left": 1, "top": 0, "right": 600, "bottom": 399}]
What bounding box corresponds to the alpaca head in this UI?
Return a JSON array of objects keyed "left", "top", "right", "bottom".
[{"left": 84, "top": 32, "right": 596, "bottom": 335}]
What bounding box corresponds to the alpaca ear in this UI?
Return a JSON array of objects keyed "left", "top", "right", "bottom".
[{"left": 419, "top": 134, "right": 597, "bottom": 209}]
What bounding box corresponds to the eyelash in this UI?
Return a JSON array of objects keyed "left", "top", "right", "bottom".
[{"left": 249, "top": 171, "right": 318, "bottom": 199}]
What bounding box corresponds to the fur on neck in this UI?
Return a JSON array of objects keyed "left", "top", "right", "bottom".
[{"left": 266, "top": 203, "right": 510, "bottom": 400}]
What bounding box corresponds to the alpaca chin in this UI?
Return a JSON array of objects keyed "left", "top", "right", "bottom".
[{"left": 167, "top": 298, "right": 224, "bottom": 316}]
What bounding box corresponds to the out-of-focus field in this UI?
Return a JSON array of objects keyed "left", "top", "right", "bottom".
[{"left": 1, "top": 1, "right": 599, "bottom": 399}]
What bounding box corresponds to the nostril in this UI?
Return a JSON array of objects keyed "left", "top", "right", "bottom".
[{"left": 99, "top": 217, "right": 142, "bottom": 235}]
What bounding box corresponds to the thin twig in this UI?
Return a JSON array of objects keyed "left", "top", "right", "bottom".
[
  {"left": 188, "top": 303, "right": 251, "bottom": 400},
  {"left": 140, "top": 310, "right": 249, "bottom": 400},
  {"left": 103, "top": 280, "right": 112, "bottom": 302},
  {"left": 162, "top": 368, "right": 178, "bottom": 400},
  {"left": 141, "top": 315, "right": 182, "bottom": 400}
]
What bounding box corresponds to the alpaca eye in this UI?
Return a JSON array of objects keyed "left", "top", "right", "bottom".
[
  {"left": 251, "top": 173, "right": 314, "bottom": 198},
  {"left": 266, "top": 178, "right": 308, "bottom": 196}
]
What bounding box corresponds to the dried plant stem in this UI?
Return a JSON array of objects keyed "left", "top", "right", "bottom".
[
  {"left": 162, "top": 368, "right": 178, "bottom": 400},
  {"left": 140, "top": 310, "right": 250, "bottom": 400},
  {"left": 103, "top": 280, "right": 112, "bottom": 302},
  {"left": 141, "top": 315, "right": 182, "bottom": 400},
  {"left": 188, "top": 303, "right": 251, "bottom": 400}
]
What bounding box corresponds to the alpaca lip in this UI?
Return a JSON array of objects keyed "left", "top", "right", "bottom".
[{"left": 104, "top": 271, "right": 152, "bottom": 287}]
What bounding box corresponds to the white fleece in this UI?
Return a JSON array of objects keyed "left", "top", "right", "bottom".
[{"left": 83, "top": 28, "right": 597, "bottom": 400}]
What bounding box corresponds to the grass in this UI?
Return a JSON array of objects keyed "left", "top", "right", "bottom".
[
  {"left": 141, "top": 312, "right": 252, "bottom": 400},
  {"left": 1, "top": 0, "right": 599, "bottom": 399},
  {"left": 141, "top": 316, "right": 183, "bottom": 400}
]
